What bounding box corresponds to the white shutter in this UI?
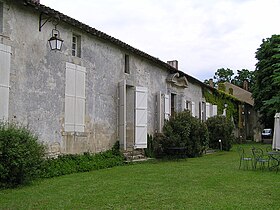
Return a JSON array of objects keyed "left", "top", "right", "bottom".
[
  {"left": 134, "top": 87, "right": 147, "bottom": 149},
  {"left": 0, "top": 44, "right": 11, "bottom": 121},
  {"left": 65, "top": 63, "right": 76, "bottom": 131},
  {"left": 65, "top": 63, "right": 86, "bottom": 132},
  {"left": 74, "top": 66, "right": 86, "bottom": 132},
  {"left": 164, "top": 94, "right": 170, "bottom": 120},
  {"left": 206, "top": 103, "right": 211, "bottom": 119},
  {"left": 191, "top": 102, "right": 196, "bottom": 117},
  {"left": 157, "top": 91, "right": 162, "bottom": 133},
  {"left": 213, "top": 105, "right": 218, "bottom": 116},
  {"left": 118, "top": 80, "right": 126, "bottom": 150}
]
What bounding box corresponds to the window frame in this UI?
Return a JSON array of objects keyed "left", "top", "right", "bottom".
[
  {"left": 171, "top": 93, "right": 176, "bottom": 117},
  {"left": 124, "top": 54, "right": 130, "bottom": 74},
  {"left": 72, "top": 34, "right": 81, "bottom": 57}
]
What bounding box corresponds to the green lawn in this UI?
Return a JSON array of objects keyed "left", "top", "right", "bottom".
[{"left": 0, "top": 144, "right": 279, "bottom": 209}]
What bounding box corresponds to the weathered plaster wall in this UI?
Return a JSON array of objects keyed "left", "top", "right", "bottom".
[
  {"left": 183, "top": 81, "right": 204, "bottom": 118},
  {"left": 3, "top": 1, "right": 207, "bottom": 155}
]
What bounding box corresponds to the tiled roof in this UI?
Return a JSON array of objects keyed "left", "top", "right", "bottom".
[
  {"left": 224, "top": 82, "right": 254, "bottom": 106},
  {"left": 15, "top": 0, "right": 214, "bottom": 90}
]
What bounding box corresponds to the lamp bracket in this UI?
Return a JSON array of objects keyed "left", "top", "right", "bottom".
[
  {"left": 39, "top": 13, "right": 60, "bottom": 32},
  {"left": 39, "top": 13, "right": 52, "bottom": 31}
]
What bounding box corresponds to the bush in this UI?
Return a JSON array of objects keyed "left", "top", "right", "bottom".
[
  {"left": 206, "top": 115, "right": 234, "bottom": 151},
  {"left": 41, "top": 144, "right": 125, "bottom": 178},
  {"left": 0, "top": 122, "right": 45, "bottom": 188},
  {"left": 155, "top": 111, "right": 208, "bottom": 158}
]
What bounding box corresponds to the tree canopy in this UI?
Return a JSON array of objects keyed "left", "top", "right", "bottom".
[
  {"left": 205, "top": 68, "right": 254, "bottom": 90},
  {"left": 232, "top": 69, "right": 255, "bottom": 91},
  {"left": 213, "top": 68, "right": 234, "bottom": 83},
  {"left": 252, "top": 34, "right": 280, "bottom": 127}
]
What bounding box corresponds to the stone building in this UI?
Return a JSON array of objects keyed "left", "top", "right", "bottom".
[
  {"left": 223, "top": 82, "right": 262, "bottom": 141},
  {"left": 0, "top": 0, "right": 218, "bottom": 156}
]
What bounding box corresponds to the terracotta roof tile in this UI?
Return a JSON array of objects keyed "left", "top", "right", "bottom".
[{"left": 224, "top": 82, "right": 254, "bottom": 106}]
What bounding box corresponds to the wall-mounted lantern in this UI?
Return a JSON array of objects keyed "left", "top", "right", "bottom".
[
  {"left": 48, "top": 25, "right": 63, "bottom": 51},
  {"left": 39, "top": 13, "right": 63, "bottom": 51}
]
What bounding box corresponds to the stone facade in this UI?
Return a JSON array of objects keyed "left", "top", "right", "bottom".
[{"left": 0, "top": 1, "right": 217, "bottom": 155}]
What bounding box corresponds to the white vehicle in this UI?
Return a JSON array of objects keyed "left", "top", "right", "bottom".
[{"left": 261, "top": 128, "right": 273, "bottom": 139}]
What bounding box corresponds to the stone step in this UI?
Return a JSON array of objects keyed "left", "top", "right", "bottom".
[{"left": 123, "top": 150, "right": 146, "bottom": 162}]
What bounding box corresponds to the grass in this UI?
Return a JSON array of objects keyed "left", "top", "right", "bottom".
[{"left": 0, "top": 143, "right": 279, "bottom": 209}]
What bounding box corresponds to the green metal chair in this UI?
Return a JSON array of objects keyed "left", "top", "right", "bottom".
[
  {"left": 252, "top": 148, "right": 270, "bottom": 170},
  {"left": 237, "top": 146, "right": 253, "bottom": 170}
]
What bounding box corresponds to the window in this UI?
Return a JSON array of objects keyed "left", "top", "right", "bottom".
[
  {"left": 0, "top": 2, "right": 3, "bottom": 33},
  {"left": 200, "top": 102, "right": 206, "bottom": 121},
  {"left": 185, "top": 100, "right": 191, "bottom": 111},
  {"left": 124, "top": 54, "right": 130, "bottom": 74},
  {"left": 65, "top": 62, "right": 86, "bottom": 132},
  {"left": 171, "top": 93, "right": 176, "bottom": 117},
  {"left": 72, "top": 34, "right": 81, "bottom": 57}
]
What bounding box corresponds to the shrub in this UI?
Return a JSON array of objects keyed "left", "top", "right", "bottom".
[
  {"left": 155, "top": 111, "right": 208, "bottom": 158},
  {"left": 0, "top": 122, "right": 45, "bottom": 188},
  {"left": 206, "top": 115, "right": 234, "bottom": 151},
  {"left": 41, "top": 144, "right": 125, "bottom": 178}
]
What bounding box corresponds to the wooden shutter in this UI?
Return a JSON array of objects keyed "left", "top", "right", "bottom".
[
  {"left": 118, "top": 80, "right": 126, "bottom": 150},
  {"left": 206, "top": 103, "right": 211, "bottom": 119},
  {"left": 213, "top": 105, "right": 218, "bottom": 116},
  {"left": 157, "top": 91, "right": 162, "bottom": 133},
  {"left": 65, "top": 63, "right": 76, "bottom": 131},
  {"left": 65, "top": 63, "right": 86, "bottom": 132},
  {"left": 191, "top": 102, "right": 196, "bottom": 117},
  {"left": 0, "top": 44, "right": 11, "bottom": 121},
  {"left": 74, "top": 65, "right": 86, "bottom": 132},
  {"left": 134, "top": 86, "right": 148, "bottom": 149},
  {"left": 164, "top": 94, "right": 170, "bottom": 120}
]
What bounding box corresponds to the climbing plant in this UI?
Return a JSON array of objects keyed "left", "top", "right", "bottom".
[{"left": 203, "top": 89, "right": 239, "bottom": 124}]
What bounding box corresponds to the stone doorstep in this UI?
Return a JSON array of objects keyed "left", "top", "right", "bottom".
[
  {"left": 125, "top": 157, "right": 154, "bottom": 163},
  {"left": 123, "top": 149, "right": 147, "bottom": 162},
  {"left": 131, "top": 157, "right": 154, "bottom": 162},
  {"left": 205, "top": 149, "right": 217, "bottom": 154}
]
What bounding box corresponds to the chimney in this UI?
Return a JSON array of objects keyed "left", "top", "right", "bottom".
[
  {"left": 167, "top": 60, "right": 178, "bottom": 70},
  {"left": 243, "top": 80, "right": 249, "bottom": 91},
  {"left": 209, "top": 79, "right": 214, "bottom": 88}
]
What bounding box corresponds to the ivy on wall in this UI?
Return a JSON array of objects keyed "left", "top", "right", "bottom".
[{"left": 203, "top": 88, "right": 239, "bottom": 124}]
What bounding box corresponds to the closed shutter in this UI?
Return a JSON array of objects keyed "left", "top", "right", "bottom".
[
  {"left": 157, "top": 91, "right": 162, "bottom": 133},
  {"left": 206, "top": 103, "right": 211, "bottom": 119},
  {"left": 118, "top": 80, "right": 126, "bottom": 150},
  {"left": 183, "top": 99, "right": 187, "bottom": 110},
  {"left": 191, "top": 102, "right": 196, "bottom": 117},
  {"left": 164, "top": 94, "right": 170, "bottom": 120},
  {"left": 0, "top": 44, "right": 11, "bottom": 121},
  {"left": 213, "top": 105, "right": 218, "bottom": 116},
  {"left": 74, "top": 65, "right": 86, "bottom": 132},
  {"left": 135, "top": 87, "right": 148, "bottom": 148},
  {"left": 65, "top": 62, "right": 86, "bottom": 132}
]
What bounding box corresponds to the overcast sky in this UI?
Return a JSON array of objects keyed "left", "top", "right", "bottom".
[{"left": 41, "top": 0, "right": 280, "bottom": 81}]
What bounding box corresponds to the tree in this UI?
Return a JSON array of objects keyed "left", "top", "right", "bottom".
[
  {"left": 252, "top": 34, "right": 280, "bottom": 127},
  {"left": 213, "top": 68, "right": 234, "bottom": 84},
  {"left": 263, "top": 71, "right": 280, "bottom": 113},
  {"left": 232, "top": 69, "right": 255, "bottom": 91}
]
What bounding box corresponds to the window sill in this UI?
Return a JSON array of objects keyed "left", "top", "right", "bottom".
[{"left": 61, "top": 131, "right": 88, "bottom": 137}]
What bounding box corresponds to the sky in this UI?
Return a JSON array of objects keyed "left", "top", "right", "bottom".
[{"left": 41, "top": 0, "right": 280, "bottom": 81}]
